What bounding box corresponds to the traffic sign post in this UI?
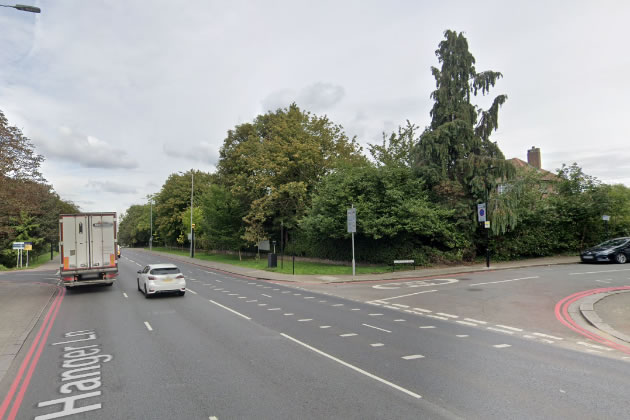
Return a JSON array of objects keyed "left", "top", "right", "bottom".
[
  {"left": 477, "top": 203, "right": 486, "bottom": 222},
  {"left": 347, "top": 206, "right": 357, "bottom": 277}
]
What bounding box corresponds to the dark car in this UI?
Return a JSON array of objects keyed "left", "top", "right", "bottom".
[{"left": 580, "top": 237, "right": 630, "bottom": 264}]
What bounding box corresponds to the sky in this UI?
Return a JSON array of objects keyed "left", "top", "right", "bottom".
[{"left": 2, "top": 0, "right": 630, "bottom": 217}]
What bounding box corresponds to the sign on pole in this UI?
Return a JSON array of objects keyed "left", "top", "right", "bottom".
[
  {"left": 24, "top": 242, "right": 33, "bottom": 251},
  {"left": 347, "top": 208, "right": 356, "bottom": 233},
  {"left": 347, "top": 207, "right": 356, "bottom": 277},
  {"left": 602, "top": 215, "right": 610, "bottom": 221},
  {"left": 477, "top": 203, "right": 486, "bottom": 222},
  {"left": 12, "top": 242, "right": 24, "bottom": 250}
]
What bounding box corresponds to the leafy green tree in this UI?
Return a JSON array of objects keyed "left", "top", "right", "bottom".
[
  {"left": 368, "top": 121, "right": 418, "bottom": 168},
  {"left": 0, "top": 110, "right": 44, "bottom": 181},
  {"left": 300, "top": 165, "right": 467, "bottom": 263},
  {"left": 199, "top": 185, "right": 246, "bottom": 251},
  {"left": 413, "top": 30, "right": 514, "bottom": 202},
  {"left": 119, "top": 204, "right": 151, "bottom": 247},
  {"left": 216, "top": 103, "right": 366, "bottom": 245},
  {"left": 153, "top": 170, "right": 213, "bottom": 246}
]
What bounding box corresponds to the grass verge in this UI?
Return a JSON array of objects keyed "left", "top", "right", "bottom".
[
  {"left": 146, "top": 247, "right": 394, "bottom": 275},
  {"left": 1, "top": 252, "right": 58, "bottom": 271}
]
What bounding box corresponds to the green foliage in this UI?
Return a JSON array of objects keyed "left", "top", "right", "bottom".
[
  {"left": 118, "top": 204, "right": 152, "bottom": 247},
  {"left": 154, "top": 170, "right": 213, "bottom": 246},
  {"left": 216, "top": 103, "right": 366, "bottom": 244},
  {"left": 368, "top": 121, "right": 418, "bottom": 168},
  {"left": 200, "top": 185, "right": 247, "bottom": 251},
  {"left": 300, "top": 165, "right": 468, "bottom": 263}
]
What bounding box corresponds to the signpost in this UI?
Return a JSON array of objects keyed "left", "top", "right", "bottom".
[
  {"left": 12, "top": 242, "right": 24, "bottom": 268},
  {"left": 603, "top": 215, "right": 610, "bottom": 238},
  {"left": 347, "top": 206, "right": 356, "bottom": 277},
  {"left": 477, "top": 203, "right": 486, "bottom": 222}
]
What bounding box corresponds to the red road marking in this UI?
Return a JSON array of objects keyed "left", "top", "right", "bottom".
[
  {"left": 555, "top": 287, "right": 630, "bottom": 355},
  {"left": 0, "top": 286, "right": 65, "bottom": 420}
]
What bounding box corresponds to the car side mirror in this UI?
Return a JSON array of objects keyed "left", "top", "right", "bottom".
[{"left": 137, "top": 270, "right": 141, "bottom": 274}]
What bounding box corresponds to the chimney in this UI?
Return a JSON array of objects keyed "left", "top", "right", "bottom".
[{"left": 527, "top": 146, "right": 541, "bottom": 169}]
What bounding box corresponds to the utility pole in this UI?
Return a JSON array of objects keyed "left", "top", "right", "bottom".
[
  {"left": 150, "top": 198, "right": 153, "bottom": 251},
  {"left": 190, "top": 170, "right": 194, "bottom": 258}
]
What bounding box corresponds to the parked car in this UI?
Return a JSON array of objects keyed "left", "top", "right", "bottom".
[
  {"left": 137, "top": 263, "right": 186, "bottom": 297},
  {"left": 580, "top": 237, "right": 630, "bottom": 264}
]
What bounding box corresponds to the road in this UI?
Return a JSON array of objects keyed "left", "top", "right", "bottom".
[{"left": 2, "top": 249, "right": 630, "bottom": 419}]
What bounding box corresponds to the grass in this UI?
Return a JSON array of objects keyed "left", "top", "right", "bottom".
[
  {"left": 147, "top": 247, "right": 394, "bottom": 275},
  {"left": 1, "top": 252, "right": 58, "bottom": 271}
]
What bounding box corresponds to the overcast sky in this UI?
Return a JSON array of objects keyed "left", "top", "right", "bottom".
[{"left": 2, "top": 1, "right": 629, "bottom": 217}]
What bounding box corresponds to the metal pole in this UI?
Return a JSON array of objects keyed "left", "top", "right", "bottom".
[
  {"left": 351, "top": 204, "right": 356, "bottom": 277},
  {"left": 150, "top": 199, "right": 153, "bottom": 250},
  {"left": 292, "top": 255, "right": 295, "bottom": 275},
  {"left": 280, "top": 221, "right": 284, "bottom": 269},
  {"left": 26, "top": 249, "right": 29, "bottom": 267},
  {"left": 50, "top": 242, "right": 53, "bottom": 260},
  {"left": 17, "top": 249, "right": 19, "bottom": 267},
  {"left": 486, "top": 185, "right": 490, "bottom": 268},
  {"left": 190, "top": 170, "right": 194, "bottom": 258}
]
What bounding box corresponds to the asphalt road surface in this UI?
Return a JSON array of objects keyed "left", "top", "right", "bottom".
[{"left": 2, "top": 249, "right": 630, "bottom": 419}]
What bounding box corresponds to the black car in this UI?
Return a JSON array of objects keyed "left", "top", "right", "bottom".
[{"left": 580, "top": 237, "right": 630, "bottom": 264}]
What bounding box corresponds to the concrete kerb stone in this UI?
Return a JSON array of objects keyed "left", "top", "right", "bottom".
[{"left": 579, "top": 290, "right": 630, "bottom": 344}]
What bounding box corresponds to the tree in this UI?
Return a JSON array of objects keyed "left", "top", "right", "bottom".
[
  {"left": 0, "top": 110, "right": 45, "bottom": 181},
  {"left": 216, "top": 103, "right": 366, "bottom": 245},
  {"left": 200, "top": 185, "right": 247, "bottom": 251},
  {"left": 118, "top": 204, "right": 151, "bottom": 247},
  {"left": 300, "top": 165, "right": 467, "bottom": 263},
  {"left": 153, "top": 170, "right": 213, "bottom": 246},
  {"left": 368, "top": 120, "right": 418, "bottom": 168},
  {"left": 413, "top": 30, "right": 513, "bottom": 201}
]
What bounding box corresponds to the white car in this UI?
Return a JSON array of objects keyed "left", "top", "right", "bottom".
[{"left": 137, "top": 263, "right": 186, "bottom": 297}]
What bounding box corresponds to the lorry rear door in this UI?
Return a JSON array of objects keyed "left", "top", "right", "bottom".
[
  {"left": 62, "top": 215, "right": 89, "bottom": 270},
  {"left": 90, "top": 214, "right": 116, "bottom": 269}
]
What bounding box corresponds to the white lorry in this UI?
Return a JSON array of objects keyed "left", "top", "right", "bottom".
[{"left": 59, "top": 212, "right": 118, "bottom": 288}]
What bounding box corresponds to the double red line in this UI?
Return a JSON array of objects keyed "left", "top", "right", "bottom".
[
  {"left": 0, "top": 286, "right": 66, "bottom": 420},
  {"left": 555, "top": 286, "right": 630, "bottom": 355}
]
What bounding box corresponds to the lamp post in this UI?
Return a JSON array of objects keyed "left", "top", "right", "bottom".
[
  {"left": 0, "top": 4, "right": 41, "bottom": 13},
  {"left": 484, "top": 166, "right": 497, "bottom": 268},
  {"left": 190, "top": 169, "right": 194, "bottom": 258},
  {"left": 150, "top": 198, "right": 153, "bottom": 251}
]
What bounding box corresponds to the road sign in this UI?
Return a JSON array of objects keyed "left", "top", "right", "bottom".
[
  {"left": 347, "top": 208, "right": 356, "bottom": 233},
  {"left": 602, "top": 215, "right": 610, "bottom": 221},
  {"left": 24, "top": 243, "right": 33, "bottom": 251},
  {"left": 12, "top": 242, "right": 24, "bottom": 250},
  {"left": 485, "top": 221, "right": 491, "bottom": 229},
  {"left": 477, "top": 203, "right": 486, "bottom": 222}
]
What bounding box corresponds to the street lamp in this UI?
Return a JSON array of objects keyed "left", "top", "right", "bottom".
[
  {"left": 0, "top": 4, "right": 41, "bottom": 13},
  {"left": 483, "top": 166, "right": 497, "bottom": 268},
  {"left": 190, "top": 169, "right": 194, "bottom": 258}
]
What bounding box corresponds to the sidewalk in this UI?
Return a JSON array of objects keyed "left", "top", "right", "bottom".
[
  {"left": 580, "top": 290, "right": 630, "bottom": 344},
  {"left": 0, "top": 259, "right": 59, "bottom": 384},
  {"left": 137, "top": 248, "right": 579, "bottom": 284}
]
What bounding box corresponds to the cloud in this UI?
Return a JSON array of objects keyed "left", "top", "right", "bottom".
[
  {"left": 262, "top": 82, "right": 345, "bottom": 113},
  {"left": 86, "top": 180, "right": 138, "bottom": 194},
  {"left": 35, "top": 126, "right": 138, "bottom": 169},
  {"left": 162, "top": 141, "right": 219, "bottom": 166}
]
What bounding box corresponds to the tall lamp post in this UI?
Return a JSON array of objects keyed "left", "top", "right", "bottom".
[
  {"left": 484, "top": 167, "right": 497, "bottom": 268},
  {"left": 190, "top": 170, "right": 194, "bottom": 258},
  {"left": 0, "top": 4, "right": 41, "bottom": 13},
  {"left": 150, "top": 197, "right": 153, "bottom": 251}
]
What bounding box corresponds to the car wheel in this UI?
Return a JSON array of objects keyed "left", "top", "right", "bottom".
[
  {"left": 144, "top": 285, "right": 150, "bottom": 298},
  {"left": 615, "top": 253, "right": 627, "bottom": 264},
  {"left": 105, "top": 282, "right": 114, "bottom": 286},
  {"left": 137, "top": 279, "right": 141, "bottom": 292},
  {"left": 178, "top": 291, "right": 185, "bottom": 296}
]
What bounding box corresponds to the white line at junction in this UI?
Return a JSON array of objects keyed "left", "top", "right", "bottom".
[
  {"left": 469, "top": 276, "right": 539, "bottom": 286},
  {"left": 280, "top": 333, "right": 421, "bottom": 399}
]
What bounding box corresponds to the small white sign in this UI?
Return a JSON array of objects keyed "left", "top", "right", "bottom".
[
  {"left": 12, "top": 242, "right": 24, "bottom": 250},
  {"left": 477, "top": 203, "right": 486, "bottom": 222},
  {"left": 602, "top": 215, "right": 610, "bottom": 221}
]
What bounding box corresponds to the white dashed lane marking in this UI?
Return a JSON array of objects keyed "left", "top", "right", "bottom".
[
  {"left": 187, "top": 289, "right": 198, "bottom": 295},
  {"left": 487, "top": 327, "right": 515, "bottom": 335},
  {"left": 402, "top": 354, "right": 424, "bottom": 360},
  {"left": 362, "top": 324, "right": 391, "bottom": 333},
  {"left": 436, "top": 313, "right": 458, "bottom": 319},
  {"left": 469, "top": 276, "right": 539, "bottom": 286},
  {"left": 298, "top": 319, "right": 312, "bottom": 322},
  {"left": 419, "top": 326, "right": 435, "bottom": 329},
  {"left": 464, "top": 318, "right": 487, "bottom": 324},
  {"left": 262, "top": 294, "right": 272, "bottom": 298},
  {"left": 456, "top": 335, "right": 469, "bottom": 338},
  {"left": 495, "top": 325, "right": 523, "bottom": 332},
  {"left": 370, "top": 343, "right": 384, "bottom": 347},
  {"left": 144, "top": 321, "right": 153, "bottom": 331},
  {"left": 123, "top": 293, "right": 128, "bottom": 298},
  {"left": 340, "top": 333, "right": 357, "bottom": 337},
  {"left": 320, "top": 326, "right": 331, "bottom": 329},
  {"left": 456, "top": 321, "right": 478, "bottom": 327},
  {"left": 493, "top": 344, "right": 511, "bottom": 349}
]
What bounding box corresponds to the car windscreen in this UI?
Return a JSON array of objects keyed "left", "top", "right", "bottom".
[
  {"left": 150, "top": 267, "right": 181, "bottom": 275},
  {"left": 599, "top": 239, "right": 628, "bottom": 248}
]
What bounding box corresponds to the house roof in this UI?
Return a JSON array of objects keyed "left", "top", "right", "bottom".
[{"left": 509, "top": 158, "right": 558, "bottom": 181}]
